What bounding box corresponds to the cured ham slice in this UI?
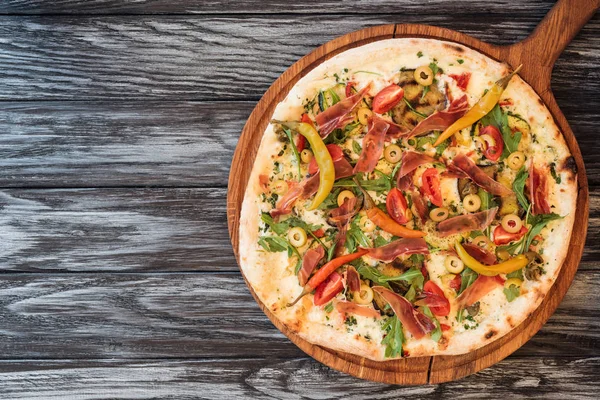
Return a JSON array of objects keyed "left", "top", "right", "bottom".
[
  {"left": 329, "top": 196, "right": 359, "bottom": 256},
  {"left": 449, "top": 73, "right": 472, "bottom": 91},
  {"left": 451, "top": 153, "right": 513, "bottom": 197},
  {"left": 410, "top": 190, "right": 429, "bottom": 223},
  {"left": 362, "top": 238, "right": 429, "bottom": 262},
  {"left": 437, "top": 208, "right": 498, "bottom": 237},
  {"left": 335, "top": 301, "right": 381, "bottom": 319},
  {"left": 386, "top": 120, "right": 411, "bottom": 139},
  {"left": 397, "top": 151, "right": 437, "bottom": 183},
  {"left": 344, "top": 266, "right": 361, "bottom": 292},
  {"left": 372, "top": 287, "right": 435, "bottom": 339},
  {"left": 407, "top": 95, "right": 469, "bottom": 138},
  {"left": 529, "top": 164, "right": 551, "bottom": 215},
  {"left": 270, "top": 158, "right": 354, "bottom": 217},
  {"left": 298, "top": 246, "right": 325, "bottom": 286},
  {"left": 456, "top": 275, "right": 505, "bottom": 308},
  {"left": 353, "top": 115, "right": 389, "bottom": 174},
  {"left": 462, "top": 243, "right": 496, "bottom": 265},
  {"left": 315, "top": 84, "right": 371, "bottom": 138}
]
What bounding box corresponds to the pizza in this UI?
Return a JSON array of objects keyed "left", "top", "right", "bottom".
[{"left": 238, "top": 38, "right": 577, "bottom": 360}]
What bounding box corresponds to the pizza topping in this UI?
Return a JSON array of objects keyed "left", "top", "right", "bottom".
[
  {"left": 450, "top": 153, "right": 513, "bottom": 197},
  {"left": 383, "top": 144, "right": 402, "bottom": 164},
  {"left": 386, "top": 188, "right": 410, "bottom": 225},
  {"left": 288, "top": 227, "right": 308, "bottom": 247},
  {"left": 493, "top": 225, "right": 528, "bottom": 245},
  {"left": 372, "top": 286, "right": 435, "bottom": 339},
  {"left": 361, "top": 238, "right": 429, "bottom": 262},
  {"left": 529, "top": 164, "right": 551, "bottom": 215},
  {"left": 300, "top": 149, "right": 313, "bottom": 163},
  {"left": 434, "top": 65, "right": 522, "bottom": 146},
  {"left": 315, "top": 84, "right": 371, "bottom": 137},
  {"left": 397, "top": 151, "right": 437, "bottom": 182},
  {"left": 414, "top": 66, "right": 434, "bottom": 86},
  {"left": 506, "top": 151, "right": 526, "bottom": 170},
  {"left": 455, "top": 241, "right": 529, "bottom": 276},
  {"left": 344, "top": 265, "right": 361, "bottom": 292},
  {"left": 437, "top": 208, "right": 497, "bottom": 237},
  {"left": 353, "top": 115, "right": 390, "bottom": 174},
  {"left": 478, "top": 125, "right": 504, "bottom": 162},
  {"left": 335, "top": 301, "right": 380, "bottom": 318},
  {"left": 298, "top": 246, "right": 325, "bottom": 286},
  {"left": 444, "top": 255, "right": 465, "bottom": 274},
  {"left": 429, "top": 207, "right": 449, "bottom": 222},
  {"left": 330, "top": 196, "right": 360, "bottom": 256},
  {"left": 313, "top": 271, "right": 344, "bottom": 306},
  {"left": 419, "top": 281, "right": 450, "bottom": 317},
  {"left": 355, "top": 178, "right": 426, "bottom": 238},
  {"left": 456, "top": 275, "right": 505, "bottom": 308},
  {"left": 336, "top": 190, "right": 355, "bottom": 207},
  {"left": 372, "top": 84, "right": 405, "bottom": 114},
  {"left": 449, "top": 72, "right": 471, "bottom": 91},
  {"left": 462, "top": 193, "right": 482, "bottom": 212},
  {"left": 410, "top": 190, "right": 429, "bottom": 223},
  {"left": 353, "top": 283, "right": 375, "bottom": 305},
  {"left": 462, "top": 243, "right": 497, "bottom": 266},
  {"left": 407, "top": 94, "right": 469, "bottom": 138},
  {"left": 420, "top": 167, "right": 443, "bottom": 207},
  {"left": 308, "top": 144, "right": 344, "bottom": 175}
]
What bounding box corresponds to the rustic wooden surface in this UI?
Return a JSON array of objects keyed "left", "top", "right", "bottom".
[{"left": 0, "top": 0, "right": 598, "bottom": 397}]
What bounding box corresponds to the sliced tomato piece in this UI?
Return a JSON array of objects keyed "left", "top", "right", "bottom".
[
  {"left": 440, "top": 323, "right": 451, "bottom": 332},
  {"left": 421, "top": 168, "right": 443, "bottom": 207},
  {"left": 372, "top": 84, "right": 404, "bottom": 114},
  {"left": 308, "top": 143, "right": 344, "bottom": 175},
  {"left": 296, "top": 114, "right": 313, "bottom": 152},
  {"left": 312, "top": 228, "right": 325, "bottom": 238},
  {"left": 313, "top": 271, "right": 344, "bottom": 306},
  {"left": 345, "top": 82, "right": 356, "bottom": 98},
  {"left": 423, "top": 281, "right": 450, "bottom": 317},
  {"left": 493, "top": 225, "right": 528, "bottom": 245},
  {"left": 386, "top": 188, "right": 409, "bottom": 225},
  {"left": 449, "top": 72, "right": 471, "bottom": 91},
  {"left": 479, "top": 125, "right": 504, "bottom": 162},
  {"left": 449, "top": 274, "right": 462, "bottom": 292}
]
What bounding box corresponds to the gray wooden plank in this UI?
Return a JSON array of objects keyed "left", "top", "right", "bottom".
[
  {"left": 0, "top": 188, "right": 236, "bottom": 272},
  {"left": 0, "top": 271, "right": 596, "bottom": 360},
  {"left": 1, "top": 101, "right": 597, "bottom": 189},
  {"left": 0, "top": 356, "right": 597, "bottom": 399},
  {"left": 0, "top": 0, "right": 558, "bottom": 15},
  {"left": 0, "top": 15, "right": 597, "bottom": 100},
  {"left": 0, "top": 187, "right": 597, "bottom": 273}
]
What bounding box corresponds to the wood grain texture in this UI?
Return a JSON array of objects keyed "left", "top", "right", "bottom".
[
  {"left": 0, "top": 188, "right": 235, "bottom": 272},
  {"left": 0, "top": 15, "right": 597, "bottom": 100},
  {"left": 0, "top": 0, "right": 560, "bottom": 15},
  {"left": 0, "top": 356, "right": 597, "bottom": 399},
  {"left": 0, "top": 271, "right": 596, "bottom": 360},
  {"left": 227, "top": 0, "right": 595, "bottom": 383}
]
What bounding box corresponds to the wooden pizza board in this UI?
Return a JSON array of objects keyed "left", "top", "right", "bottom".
[{"left": 227, "top": 0, "right": 597, "bottom": 384}]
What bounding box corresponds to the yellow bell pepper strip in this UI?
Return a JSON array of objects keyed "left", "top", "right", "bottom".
[
  {"left": 273, "top": 121, "right": 335, "bottom": 210},
  {"left": 455, "top": 241, "right": 528, "bottom": 276},
  {"left": 433, "top": 65, "right": 522, "bottom": 147},
  {"left": 354, "top": 178, "right": 426, "bottom": 238}
]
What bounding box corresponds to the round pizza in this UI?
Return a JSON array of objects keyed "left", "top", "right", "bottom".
[{"left": 238, "top": 38, "right": 577, "bottom": 360}]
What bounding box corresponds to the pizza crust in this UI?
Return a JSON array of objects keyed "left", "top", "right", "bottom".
[{"left": 238, "top": 38, "right": 577, "bottom": 360}]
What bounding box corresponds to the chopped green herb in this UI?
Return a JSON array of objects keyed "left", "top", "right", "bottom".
[
  {"left": 324, "top": 302, "right": 334, "bottom": 313},
  {"left": 417, "top": 51, "right": 423, "bottom": 58},
  {"left": 457, "top": 59, "right": 464, "bottom": 64},
  {"left": 550, "top": 162, "right": 562, "bottom": 184},
  {"left": 352, "top": 140, "right": 362, "bottom": 155},
  {"left": 503, "top": 284, "right": 520, "bottom": 302}
]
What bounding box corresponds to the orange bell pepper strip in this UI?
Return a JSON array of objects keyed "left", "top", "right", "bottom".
[
  {"left": 433, "top": 65, "right": 522, "bottom": 147},
  {"left": 287, "top": 248, "right": 369, "bottom": 307},
  {"left": 354, "top": 178, "right": 425, "bottom": 238}
]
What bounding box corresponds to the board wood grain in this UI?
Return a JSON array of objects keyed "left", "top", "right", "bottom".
[
  {"left": 0, "top": 15, "right": 596, "bottom": 100},
  {"left": 0, "top": 272, "right": 596, "bottom": 360},
  {"left": 227, "top": 0, "right": 596, "bottom": 384}
]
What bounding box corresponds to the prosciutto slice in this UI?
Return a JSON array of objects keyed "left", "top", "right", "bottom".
[
  {"left": 462, "top": 243, "right": 497, "bottom": 266},
  {"left": 329, "top": 196, "right": 359, "bottom": 257},
  {"left": 529, "top": 164, "right": 551, "bottom": 215},
  {"left": 410, "top": 190, "right": 429, "bottom": 223},
  {"left": 344, "top": 265, "right": 361, "bottom": 292},
  {"left": 335, "top": 301, "right": 381, "bottom": 319},
  {"left": 298, "top": 246, "right": 325, "bottom": 286},
  {"left": 407, "top": 95, "right": 469, "bottom": 138},
  {"left": 362, "top": 238, "right": 429, "bottom": 262},
  {"left": 398, "top": 151, "right": 437, "bottom": 181},
  {"left": 451, "top": 153, "right": 513, "bottom": 197},
  {"left": 386, "top": 120, "right": 411, "bottom": 139},
  {"left": 353, "top": 115, "right": 389, "bottom": 174},
  {"left": 456, "top": 275, "right": 505, "bottom": 308},
  {"left": 372, "top": 287, "right": 435, "bottom": 339},
  {"left": 270, "top": 158, "right": 354, "bottom": 217},
  {"left": 315, "top": 84, "right": 371, "bottom": 138},
  {"left": 437, "top": 208, "right": 498, "bottom": 237}
]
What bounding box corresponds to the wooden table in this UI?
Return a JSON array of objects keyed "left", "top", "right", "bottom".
[{"left": 0, "top": 1, "right": 597, "bottom": 398}]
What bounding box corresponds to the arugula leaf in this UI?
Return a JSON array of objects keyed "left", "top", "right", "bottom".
[
  {"left": 523, "top": 213, "right": 562, "bottom": 252},
  {"left": 503, "top": 284, "right": 520, "bottom": 302},
  {"left": 382, "top": 316, "right": 404, "bottom": 358},
  {"left": 356, "top": 265, "right": 392, "bottom": 290},
  {"left": 477, "top": 188, "right": 495, "bottom": 211},
  {"left": 422, "top": 307, "right": 442, "bottom": 342},
  {"left": 374, "top": 236, "right": 389, "bottom": 248},
  {"left": 403, "top": 98, "right": 427, "bottom": 119},
  {"left": 283, "top": 128, "right": 302, "bottom": 180},
  {"left": 352, "top": 140, "right": 362, "bottom": 155},
  {"left": 261, "top": 213, "right": 289, "bottom": 235},
  {"left": 317, "top": 188, "right": 341, "bottom": 211},
  {"left": 513, "top": 167, "right": 530, "bottom": 210},
  {"left": 458, "top": 267, "right": 478, "bottom": 295},
  {"left": 380, "top": 267, "right": 423, "bottom": 285},
  {"left": 258, "top": 236, "right": 290, "bottom": 252},
  {"left": 404, "top": 284, "right": 417, "bottom": 302},
  {"left": 480, "top": 104, "right": 520, "bottom": 158},
  {"left": 346, "top": 216, "right": 372, "bottom": 253},
  {"left": 506, "top": 268, "right": 524, "bottom": 280},
  {"left": 334, "top": 170, "right": 391, "bottom": 193},
  {"left": 328, "top": 88, "right": 341, "bottom": 105}
]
